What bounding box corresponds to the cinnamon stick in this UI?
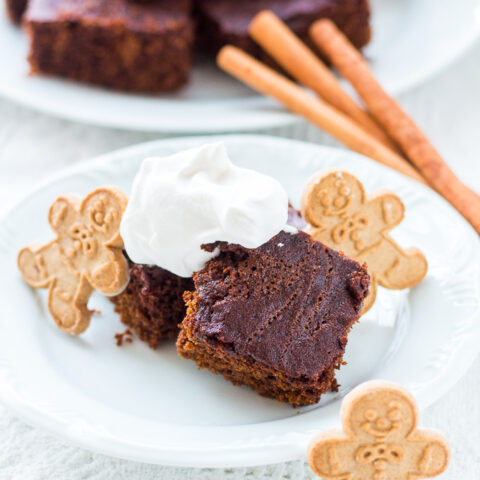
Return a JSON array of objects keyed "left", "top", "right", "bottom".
[
  {"left": 311, "top": 19, "right": 480, "bottom": 234},
  {"left": 249, "top": 10, "right": 398, "bottom": 152},
  {"left": 217, "top": 46, "right": 425, "bottom": 184}
]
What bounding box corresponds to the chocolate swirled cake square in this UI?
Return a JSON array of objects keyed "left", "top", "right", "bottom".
[{"left": 177, "top": 229, "right": 370, "bottom": 406}]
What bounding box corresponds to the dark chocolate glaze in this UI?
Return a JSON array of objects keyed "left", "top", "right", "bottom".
[{"left": 192, "top": 230, "right": 369, "bottom": 380}]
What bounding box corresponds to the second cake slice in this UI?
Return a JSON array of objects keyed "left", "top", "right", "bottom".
[
  {"left": 177, "top": 229, "right": 369, "bottom": 406},
  {"left": 24, "top": 0, "right": 194, "bottom": 92}
]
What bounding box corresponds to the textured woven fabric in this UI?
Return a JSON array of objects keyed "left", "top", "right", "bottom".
[{"left": 0, "top": 39, "right": 479, "bottom": 480}]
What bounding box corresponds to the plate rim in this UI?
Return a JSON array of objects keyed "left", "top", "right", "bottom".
[{"left": 0, "top": 134, "right": 479, "bottom": 468}]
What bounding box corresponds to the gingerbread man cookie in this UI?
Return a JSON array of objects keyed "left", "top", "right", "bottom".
[
  {"left": 17, "top": 187, "right": 129, "bottom": 334},
  {"left": 308, "top": 381, "right": 449, "bottom": 480},
  {"left": 301, "top": 170, "right": 427, "bottom": 312}
]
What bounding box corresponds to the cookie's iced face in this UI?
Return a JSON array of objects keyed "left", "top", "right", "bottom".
[
  {"left": 347, "top": 390, "right": 416, "bottom": 442},
  {"left": 309, "top": 382, "right": 449, "bottom": 480},
  {"left": 304, "top": 171, "right": 405, "bottom": 255},
  {"left": 48, "top": 190, "right": 124, "bottom": 277},
  {"left": 49, "top": 189, "right": 124, "bottom": 294},
  {"left": 309, "top": 171, "right": 364, "bottom": 218}
]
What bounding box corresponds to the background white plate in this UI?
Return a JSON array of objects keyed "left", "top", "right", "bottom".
[
  {"left": 0, "top": 0, "right": 479, "bottom": 132},
  {"left": 0, "top": 135, "right": 479, "bottom": 468}
]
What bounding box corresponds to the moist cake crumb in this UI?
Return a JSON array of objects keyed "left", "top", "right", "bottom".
[
  {"left": 112, "top": 260, "right": 194, "bottom": 348},
  {"left": 115, "top": 328, "right": 134, "bottom": 347}
]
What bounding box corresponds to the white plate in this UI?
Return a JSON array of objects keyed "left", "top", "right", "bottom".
[
  {"left": 0, "top": 0, "right": 479, "bottom": 132},
  {"left": 0, "top": 135, "right": 479, "bottom": 468}
]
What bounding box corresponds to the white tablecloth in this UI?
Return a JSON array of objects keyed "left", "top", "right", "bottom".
[{"left": 0, "top": 38, "right": 479, "bottom": 480}]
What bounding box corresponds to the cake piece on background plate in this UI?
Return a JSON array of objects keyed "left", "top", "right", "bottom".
[{"left": 24, "top": 0, "right": 194, "bottom": 92}]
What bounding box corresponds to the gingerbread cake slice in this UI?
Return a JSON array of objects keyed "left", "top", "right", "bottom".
[
  {"left": 24, "top": 0, "right": 194, "bottom": 92},
  {"left": 177, "top": 230, "right": 369, "bottom": 406},
  {"left": 195, "top": 0, "right": 371, "bottom": 62}
]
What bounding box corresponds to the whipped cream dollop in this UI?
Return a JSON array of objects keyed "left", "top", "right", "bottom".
[{"left": 120, "top": 142, "right": 290, "bottom": 277}]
